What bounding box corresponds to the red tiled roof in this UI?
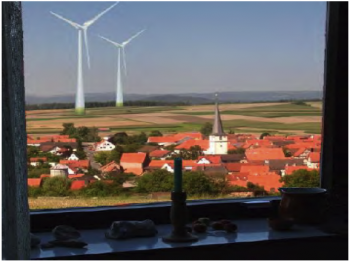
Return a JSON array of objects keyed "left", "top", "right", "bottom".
[
  {"left": 175, "top": 139, "right": 209, "bottom": 150},
  {"left": 173, "top": 132, "right": 203, "bottom": 140},
  {"left": 245, "top": 148, "right": 286, "bottom": 161},
  {"left": 28, "top": 178, "right": 42, "bottom": 187},
  {"left": 149, "top": 150, "right": 171, "bottom": 158},
  {"left": 149, "top": 160, "right": 173, "bottom": 168},
  {"left": 68, "top": 174, "right": 85, "bottom": 179},
  {"left": 224, "top": 163, "right": 243, "bottom": 172},
  {"left": 197, "top": 156, "right": 222, "bottom": 164},
  {"left": 228, "top": 172, "right": 283, "bottom": 191},
  {"left": 241, "top": 165, "right": 270, "bottom": 174},
  {"left": 308, "top": 152, "right": 320, "bottom": 163},
  {"left": 100, "top": 161, "right": 122, "bottom": 172},
  {"left": 120, "top": 153, "right": 147, "bottom": 164},
  {"left": 59, "top": 160, "right": 90, "bottom": 169},
  {"left": 27, "top": 139, "right": 42, "bottom": 144},
  {"left": 30, "top": 157, "right": 48, "bottom": 162},
  {"left": 54, "top": 138, "right": 77, "bottom": 143},
  {"left": 147, "top": 136, "right": 179, "bottom": 143},
  {"left": 70, "top": 180, "right": 86, "bottom": 190},
  {"left": 293, "top": 147, "right": 307, "bottom": 157}
]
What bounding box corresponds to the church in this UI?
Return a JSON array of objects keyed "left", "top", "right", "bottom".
[{"left": 206, "top": 97, "right": 228, "bottom": 155}]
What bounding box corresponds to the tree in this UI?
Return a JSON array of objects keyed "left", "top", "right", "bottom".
[
  {"left": 75, "top": 150, "right": 87, "bottom": 160},
  {"left": 182, "top": 171, "right": 216, "bottom": 196},
  {"left": 137, "top": 132, "right": 148, "bottom": 144},
  {"left": 247, "top": 182, "right": 266, "bottom": 196},
  {"left": 280, "top": 169, "right": 320, "bottom": 188},
  {"left": 164, "top": 144, "right": 176, "bottom": 151},
  {"left": 260, "top": 132, "right": 271, "bottom": 140},
  {"left": 109, "top": 132, "right": 128, "bottom": 145},
  {"left": 282, "top": 147, "right": 292, "bottom": 157},
  {"left": 41, "top": 177, "right": 72, "bottom": 197},
  {"left": 135, "top": 169, "right": 173, "bottom": 193},
  {"left": 200, "top": 122, "right": 213, "bottom": 136},
  {"left": 149, "top": 130, "right": 163, "bottom": 137},
  {"left": 61, "top": 123, "right": 76, "bottom": 136},
  {"left": 108, "top": 146, "right": 124, "bottom": 164},
  {"left": 228, "top": 129, "right": 235, "bottom": 134},
  {"left": 228, "top": 147, "right": 246, "bottom": 154},
  {"left": 94, "top": 151, "right": 111, "bottom": 166}
]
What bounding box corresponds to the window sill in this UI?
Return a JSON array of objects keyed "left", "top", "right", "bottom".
[
  {"left": 30, "top": 197, "right": 279, "bottom": 232},
  {"left": 31, "top": 218, "right": 338, "bottom": 260}
]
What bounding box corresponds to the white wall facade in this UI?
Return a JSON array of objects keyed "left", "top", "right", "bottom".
[
  {"left": 95, "top": 141, "right": 116, "bottom": 151},
  {"left": 207, "top": 135, "right": 228, "bottom": 155}
]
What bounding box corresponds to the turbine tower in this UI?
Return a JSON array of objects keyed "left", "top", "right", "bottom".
[
  {"left": 99, "top": 29, "right": 145, "bottom": 107},
  {"left": 51, "top": 2, "right": 119, "bottom": 115}
]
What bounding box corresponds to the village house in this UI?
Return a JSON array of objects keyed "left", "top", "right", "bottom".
[
  {"left": 100, "top": 161, "right": 123, "bottom": 175},
  {"left": 307, "top": 152, "right": 321, "bottom": 169},
  {"left": 67, "top": 153, "right": 79, "bottom": 161},
  {"left": 29, "top": 157, "right": 48, "bottom": 167},
  {"left": 120, "top": 152, "right": 150, "bottom": 175},
  {"left": 224, "top": 163, "right": 244, "bottom": 174},
  {"left": 245, "top": 148, "right": 286, "bottom": 161},
  {"left": 94, "top": 140, "right": 116, "bottom": 151}
]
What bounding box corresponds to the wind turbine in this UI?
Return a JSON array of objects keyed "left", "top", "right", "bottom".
[
  {"left": 51, "top": 2, "right": 119, "bottom": 115},
  {"left": 99, "top": 29, "right": 145, "bottom": 107}
]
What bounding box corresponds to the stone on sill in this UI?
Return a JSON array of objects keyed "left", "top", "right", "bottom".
[
  {"left": 52, "top": 225, "right": 81, "bottom": 240},
  {"left": 105, "top": 220, "right": 158, "bottom": 240},
  {"left": 47, "top": 239, "right": 88, "bottom": 248}
]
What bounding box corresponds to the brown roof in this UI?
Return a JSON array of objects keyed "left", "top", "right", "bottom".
[
  {"left": 266, "top": 159, "right": 305, "bottom": 171},
  {"left": 220, "top": 154, "right": 245, "bottom": 163},
  {"left": 224, "top": 163, "right": 243, "bottom": 172}
]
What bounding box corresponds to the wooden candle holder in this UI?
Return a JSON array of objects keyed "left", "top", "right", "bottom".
[{"left": 162, "top": 191, "right": 198, "bottom": 243}]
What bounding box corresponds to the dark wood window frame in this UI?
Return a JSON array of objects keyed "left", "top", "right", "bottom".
[{"left": 2, "top": 1, "right": 348, "bottom": 259}]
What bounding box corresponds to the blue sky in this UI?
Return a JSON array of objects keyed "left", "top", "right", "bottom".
[{"left": 22, "top": 1, "right": 326, "bottom": 96}]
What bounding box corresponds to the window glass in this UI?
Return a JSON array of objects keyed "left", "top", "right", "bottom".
[{"left": 23, "top": 2, "right": 326, "bottom": 210}]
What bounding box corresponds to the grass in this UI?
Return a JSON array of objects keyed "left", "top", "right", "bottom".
[
  {"left": 28, "top": 194, "right": 246, "bottom": 210},
  {"left": 222, "top": 120, "right": 321, "bottom": 134},
  {"left": 26, "top": 101, "right": 322, "bottom": 136}
]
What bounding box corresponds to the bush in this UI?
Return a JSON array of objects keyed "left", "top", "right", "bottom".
[
  {"left": 28, "top": 186, "right": 43, "bottom": 198},
  {"left": 79, "top": 180, "right": 123, "bottom": 197},
  {"left": 41, "top": 177, "right": 72, "bottom": 197},
  {"left": 134, "top": 170, "right": 173, "bottom": 193},
  {"left": 183, "top": 171, "right": 217, "bottom": 196}
]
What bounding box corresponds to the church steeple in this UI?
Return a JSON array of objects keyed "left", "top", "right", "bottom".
[{"left": 212, "top": 93, "right": 225, "bottom": 136}]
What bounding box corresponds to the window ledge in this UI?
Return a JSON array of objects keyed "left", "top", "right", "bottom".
[{"left": 31, "top": 218, "right": 335, "bottom": 260}]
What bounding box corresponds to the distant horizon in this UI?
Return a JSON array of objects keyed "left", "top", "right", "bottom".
[{"left": 26, "top": 89, "right": 323, "bottom": 98}]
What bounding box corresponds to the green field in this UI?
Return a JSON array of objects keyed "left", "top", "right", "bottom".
[{"left": 26, "top": 101, "right": 323, "bottom": 136}]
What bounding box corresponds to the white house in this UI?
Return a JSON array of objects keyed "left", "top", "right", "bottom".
[
  {"left": 68, "top": 153, "right": 79, "bottom": 161},
  {"left": 95, "top": 140, "right": 116, "bottom": 151}
]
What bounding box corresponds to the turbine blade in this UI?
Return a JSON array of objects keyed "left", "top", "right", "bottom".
[
  {"left": 98, "top": 35, "right": 122, "bottom": 47},
  {"left": 50, "top": 11, "right": 81, "bottom": 29},
  {"left": 122, "top": 29, "right": 146, "bottom": 46},
  {"left": 84, "top": 2, "right": 119, "bottom": 27},
  {"left": 83, "top": 28, "right": 91, "bottom": 69},
  {"left": 122, "top": 47, "right": 127, "bottom": 76}
]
